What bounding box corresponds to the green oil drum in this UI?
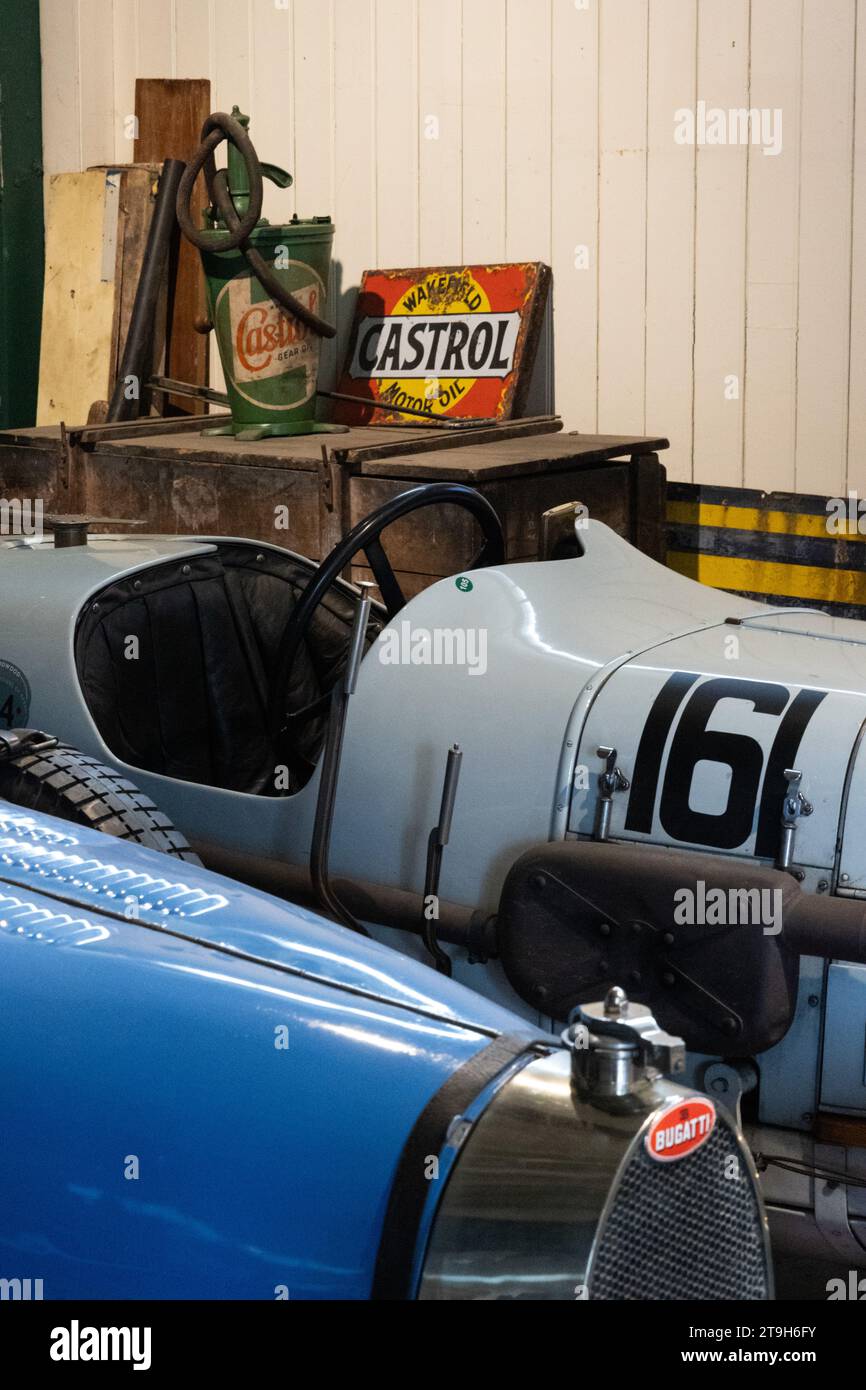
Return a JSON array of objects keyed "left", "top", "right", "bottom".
[{"left": 200, "top": 216, "right": 339, "bottom": 440}]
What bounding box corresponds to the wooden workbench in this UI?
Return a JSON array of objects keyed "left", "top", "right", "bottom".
[{"left": 0, "top": 416, "right": 669, "bottom": 595}]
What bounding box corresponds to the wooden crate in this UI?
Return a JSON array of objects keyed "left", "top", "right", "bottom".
[{"left": 0, "top": 419, "right": 668, "bottom": 590}]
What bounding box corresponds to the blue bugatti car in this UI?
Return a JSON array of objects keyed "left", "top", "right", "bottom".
[{"left": 0, "top": 796, "right": 772, "bottom": 1300}]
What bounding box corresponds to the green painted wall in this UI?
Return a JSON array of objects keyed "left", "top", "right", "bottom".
[{"left": 0, "top": 0, "right": 43, "bottom": 428}]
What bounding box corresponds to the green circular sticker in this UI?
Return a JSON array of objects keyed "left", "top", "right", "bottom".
[
  {"left": 0, "top": 659, "right": 31, "bottom": 730},
  {"left": 455, "top": 576, "right": 474, "bottom": 593}
]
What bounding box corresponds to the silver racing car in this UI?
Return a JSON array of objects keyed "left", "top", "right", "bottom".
[{"left": 2, "top": 482, "right": 866, "bottom": 1286}]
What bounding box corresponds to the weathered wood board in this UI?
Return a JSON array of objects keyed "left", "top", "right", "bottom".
[
  {"left": 37, "top": 165, "right": 160, "bottom": 426},
  {"left": 37, "top": 171, "right": 119, "bottom": 424},
  {"left": 134, "top": 78, "right": 211, "bottom": 414}
]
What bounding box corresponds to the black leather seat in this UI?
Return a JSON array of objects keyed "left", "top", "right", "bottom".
[{"left": 75, "top": 543, "right": 369, "bottom": 794}]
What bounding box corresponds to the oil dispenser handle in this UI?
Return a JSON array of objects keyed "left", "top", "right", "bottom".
[{"left": 260, "top": 161, "right": 293, "bottom": 190}]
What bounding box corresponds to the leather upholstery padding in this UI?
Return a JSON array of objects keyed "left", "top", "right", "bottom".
[{"left": 74, "top": 543, "right": 372, "bottom": 794}]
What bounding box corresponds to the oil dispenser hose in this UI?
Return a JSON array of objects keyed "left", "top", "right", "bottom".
[{"left": 176, "top": 111, "right": 336, "bottom": 340}]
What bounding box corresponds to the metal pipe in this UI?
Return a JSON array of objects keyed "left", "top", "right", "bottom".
[
  {"left": 317, "top": 388, "right": 498, "bottom": 430},
  {"left": 191, "top": 839, "right": 499, "bottom": 956},
  {"left": 422, "top": 745, "right": 463, "bottom": 975},
  {"left": 308, "top": 584, "right": 374, "bottom": 936},
  {"left": 107, "top": 159, "right": 187, "bottom": 423}
]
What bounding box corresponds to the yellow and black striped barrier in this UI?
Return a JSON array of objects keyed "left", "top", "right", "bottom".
[{"left": 666, "top": 482, "right": 866, "bottom": 619}]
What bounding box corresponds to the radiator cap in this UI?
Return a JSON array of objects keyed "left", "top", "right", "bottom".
[{"left": 563, "top": 986, "right": 685, "bottom": 1100}]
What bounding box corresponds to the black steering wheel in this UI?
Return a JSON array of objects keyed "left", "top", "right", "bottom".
[{"left": 269, "top": 483, "right": 505, "bottom": 744}]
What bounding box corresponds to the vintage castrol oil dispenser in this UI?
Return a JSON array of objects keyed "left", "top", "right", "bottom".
[{"left": 177, "top": 108, "right": 344, "bottom": 440}]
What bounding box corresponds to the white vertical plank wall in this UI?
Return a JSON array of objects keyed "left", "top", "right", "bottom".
[
  {"left": 795, "top": 0, "right": 856, "bottom": 497},
  {"left": 38, "top": 0, "right": 866, "bottom": 495},
  {"left": 645, "top": 0, "right": 696, "bottom": 482},
  {"left": 742, "top": 0, "right": 802, "bottom": 495},
  {"left": 691, "top": 0, "right": 749, "bottom": 488}
]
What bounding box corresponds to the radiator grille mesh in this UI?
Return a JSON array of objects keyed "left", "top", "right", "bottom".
[{"left": 588, "top": 1116, "right": 770, "bottom": 1300}]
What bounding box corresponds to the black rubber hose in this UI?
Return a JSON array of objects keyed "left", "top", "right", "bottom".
[
  {"left": 107, "top": 158, "right": 187, "bottom": 422},
  {"left": 176, "top": 110, "right": 336, "bottom": 340}
]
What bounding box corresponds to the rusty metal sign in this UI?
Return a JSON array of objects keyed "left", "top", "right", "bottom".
[{"left": 334, "top": 262, "right": 551, "bottom": 425}]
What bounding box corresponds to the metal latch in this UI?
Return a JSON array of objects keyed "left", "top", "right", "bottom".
[
  {"left": 593, "top": 746, "right": 629, "bottom": 842},
  {"left": 0, "top": 729, "right": 59, "bottom": 763},
  {"left": 776, "top": 768, "right": 812, "bottom": 873}
]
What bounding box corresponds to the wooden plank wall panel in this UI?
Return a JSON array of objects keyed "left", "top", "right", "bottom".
[
  {"left": 212, "top": 0, "right": 251, "bottom": 117},
  {"left": 333, "top": 0, "right": 377, "bottom": 354},
  {"left": 645, "top": 0, "right": 696, "bottom": 481},
  {"left": 419, "top": 0, "right": 462, "bottom": 265},
  {"left": 848, "top": 3, "right": 866, "bottom": 496},
  {"left": 461, "top": 0, "right": 506, "bottom": 265},
  {"left": 112, "top": 0, "right": 140, "bottom": 162},
  {"left": 551, "top": 0, "right": 599, "bottom": 432},
  {"left": 39, "top": 0, "right": 82, "bottom": 174},
  {"left": 743, "top": 0, "right": 803, "bottom": 494},
  {"left": 292, "top": 1, "right": 337, "bottom": 385},
  {"left": 506, "top": 0, "right": 553, "bottom": 415},
  {"left": 597, "top": 0, "right": 648, "bottom": 434},
  {"left": 374, "top": 0, "right": 419, "bottom": 268},
  {"left": 79, "top": 0, "right": 116, "bottom": 169},
  {"left": 37, "top": 0, "right": 866, "bottom": 495},
  {"left": 505, "top": 0, "right": 552, "bottom": 265},
  {"left": 796, "top": 0, "right": 856, "bottom": 498},
  {"left": 175, "top": 0, "right": 213, "bottom": 83},
  {"left": 292, "top": 0, "right": 334, "bottom": 218},
  {"left": 137, "top": 0, "right": 176, "bottom": 80},
  {"left": 691, "top": 0, "right": 750, "bottom": 487},
  {"left": 250, "top": 1, "right": 296, "bottom": 223}
]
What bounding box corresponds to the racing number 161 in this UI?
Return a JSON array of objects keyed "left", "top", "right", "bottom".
[{"left": 622, "top": 673, "right": 826, "bottom": 855}]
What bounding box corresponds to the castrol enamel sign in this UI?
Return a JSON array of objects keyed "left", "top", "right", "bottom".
[
  {"left": 335, "top": 262, "right": 550, "bottom": 425},
  {"left": 645, "top": 1098, "right": 716, "bottom": 1163}
]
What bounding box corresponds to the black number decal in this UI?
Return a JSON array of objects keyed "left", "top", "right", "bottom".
[
  {"left": 753, "top": 688, "right": 828, "bottom": 856},
  {"left": 659, "top": 678, "right": 788, "bottom": 848},
  {"left": 624, "top": 673, "right": 827, "bottom": 853},
  {"left": 625, "top": 672, "right": 700, "bottom": 832}
]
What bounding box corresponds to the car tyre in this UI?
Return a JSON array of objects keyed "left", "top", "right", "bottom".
[{"left": 0, "top": 741, "right": 201, "bottom": 863}]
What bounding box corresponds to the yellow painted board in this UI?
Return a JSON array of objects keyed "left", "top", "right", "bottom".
[
  {"left": 667, "top": 549, "right": 866, "bottom": 607},
  {"left": 37, "top": 171, "right": 117, "bottom": 425},
  {"left": 666, "top": 499, "right": 866, "bottom": 542}
]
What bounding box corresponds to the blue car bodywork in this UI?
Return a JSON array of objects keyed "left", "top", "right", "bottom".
[{"left": 0, "top": 801, "right": 536, "bottom": 1300}]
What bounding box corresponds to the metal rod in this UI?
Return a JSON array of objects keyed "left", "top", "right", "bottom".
[
  {"left": 309, "top": 584, "right": 375, "bottom": 935},
  {"left": 66, "top": 413, "right": 233, "bottom": 446},
  {"left": 422, "top": 744, "right": 463, "bottom": 975},
  {"left": 317, "top": 388, "right": 499, "bottom": 430},
  {"left": 151, "top": 375, "right": 230, "bottom": 407}
]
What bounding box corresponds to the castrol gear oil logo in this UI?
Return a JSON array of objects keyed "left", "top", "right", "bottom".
[
  {"left": 336, "top": 262, "right": 550, "bottom": 425},
  {"left": 645, "top": 1097, "right": 717, "bottom": 1163},
  {"left": 220, "top": 266, "right": 323, "bottom": 407}
]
